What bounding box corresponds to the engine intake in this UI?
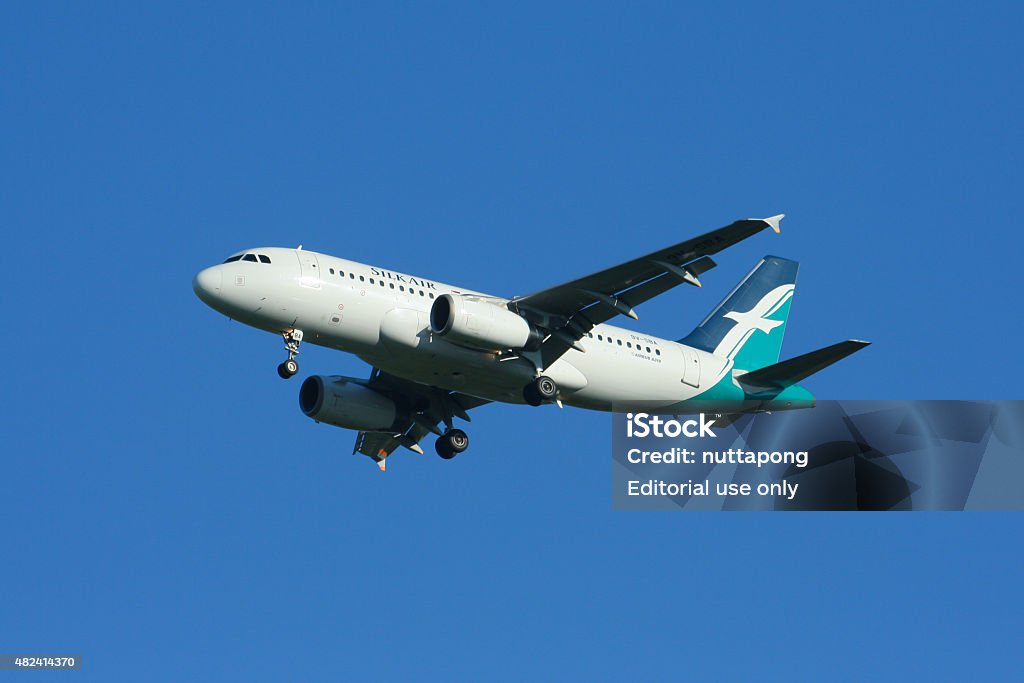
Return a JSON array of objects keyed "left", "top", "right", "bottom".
[
  {"left": 299, "top": 375, "right": 401, "bottom": 431},
  {"left": 429, "top": 294, "right": 542, "bottom": 352}
]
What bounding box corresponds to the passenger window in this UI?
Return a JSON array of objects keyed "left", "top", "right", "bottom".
[
  {"left": 242, "top": 254, "right": 257, "bottom": 262},
  {"left": 655, "top": 349, "right": 661, "bottom": 356},
  {"left": 329, "top": 268, "right": 335, "bottom": 274},
  {"left": 429, "top": 293, "right": 434, "bottom": 299},
  {"left": 349, "top": 273, "right": 354, "bottom": 279},
  {"left": 359, "top": 276, "right": 365, "bottom": 282},
  {"left": 399, "top": 286, "right": 405, "bottom": 292},
  {"left": 223, "top": 255, "right": 242, "bottom": 263},
  {"left": 419, "top": 291, "right": 424, "bottom": 296},
  {"left": 646, "top": 346, "right": 651, "bottom": 352},
  {"left": 339, "top": 270, "right": 345, "bottom": 277},
  {"left": 369, "top": 278, "right": 374, "bottom": 285},
  {"left": 389, "top": 283, "right": 395, "bottom": 289},
  {"left": 597, "top": 335, "right": 603, "bottom": 341},
  {"left": 259, "top": 255, "right": 271, "bottom": 264},
  {"left": 617, "top": 339, "right": 622, "bottom": 346}
]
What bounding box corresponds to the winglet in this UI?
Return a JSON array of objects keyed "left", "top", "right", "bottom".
[
  {"left": 377, "top": 458, "right": 387, "bottom": 472},
  {"left": 762, "top": 214, "right": 785, "bottom": 234}
]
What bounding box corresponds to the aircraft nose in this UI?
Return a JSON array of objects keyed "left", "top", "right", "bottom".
[{"left": 192, "top": 266, "right": 223, "bottom": 303}]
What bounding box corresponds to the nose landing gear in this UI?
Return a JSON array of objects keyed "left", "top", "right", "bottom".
[
  {"left": 277, "top": 329, "right": 304, "bottom": 379},
  {"left": 435, "top": 428, "right": 469, "bottom": 460},
  {"left": 523, "top": 375, "right": 559, "bottom": 406}
]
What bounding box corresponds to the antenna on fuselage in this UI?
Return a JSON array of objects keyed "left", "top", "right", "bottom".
[{"left": 297, "top": 245, "right": 303, "bottom": 250}]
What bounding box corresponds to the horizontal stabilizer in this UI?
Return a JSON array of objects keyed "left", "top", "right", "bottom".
[{"left": 737, "top": 340, "right": 870, "bottom": 390}]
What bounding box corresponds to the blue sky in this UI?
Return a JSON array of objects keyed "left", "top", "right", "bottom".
[{"left": 2, "top": 2, "right": 1022, "bottom": 680}]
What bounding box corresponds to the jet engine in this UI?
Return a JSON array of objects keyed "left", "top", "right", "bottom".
[
  {"left": 429, "top": 294, "right": 543, "bottom": 352},
  {"left": 299, "top": 375, "right": 401, "bottom": 431}
]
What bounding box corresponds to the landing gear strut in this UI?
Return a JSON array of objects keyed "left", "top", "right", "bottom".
[
  {"left": 277, "top": 329, "right": 303, "bottom": 379},
  {"left": 435, "top": 428, "right": 469, "bottom": 460},
  {"left": 523, "top": 375, "right": 558, "bottom": 406}
]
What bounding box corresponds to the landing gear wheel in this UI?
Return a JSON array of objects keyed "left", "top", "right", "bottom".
[
  {"left": 436, "top": 441, "right": 456, "bottom": 460},
  {"left": 277, "top": 359, "right": 299, "bottom": 379},
  {"left": 278, "top": 329, "right": 303, "bottom": 379},
  {"left": 523, "top": 375, "right": 558, "bottom": 406},
  {"left": 435, "top": 428, "right": 469, "bottom": 459}
]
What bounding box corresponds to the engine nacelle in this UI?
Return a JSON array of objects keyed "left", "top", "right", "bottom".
[
  {"left": 429, "top": 294, "right": 542, "bottom": 352},
  {"left": 299, "top": 375, "right": 400, "bottom": 431}
]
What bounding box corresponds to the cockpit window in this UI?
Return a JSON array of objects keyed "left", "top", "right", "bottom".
[
  {"left": 258, "top": 255, "right": 271, "bottom": 264},
  {"left": 223, "top": 255, "right": 243, "bottom": 263},
  {"left": 242, "top": 254, "right": 258, "bottom": 262}
]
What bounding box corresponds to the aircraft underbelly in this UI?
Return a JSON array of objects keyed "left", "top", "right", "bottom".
[
  {"left": 342, "top": 305, "right": 731, "bottom": 409},
  {"left": 371, "top": 315, "right": 594, "bottom": 403},
  {"left": 369, "top": 349, "right": 531, "bottom": 403},
  {"left": 567, "top": 347, "right": 686, "bottom": 408}
]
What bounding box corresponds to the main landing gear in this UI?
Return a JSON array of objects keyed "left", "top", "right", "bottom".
[
  {"left": 523, "top": 375, "right": 559, "bottom": 407},
  {"left": 277, "top": 329, "right": 304, "bottom": 379},
  {"left": 435, "top": 428, "right": 469, "bottom": 460}
]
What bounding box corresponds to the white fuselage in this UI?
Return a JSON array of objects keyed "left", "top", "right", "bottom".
[{"left": 193, "top": 247, "right": 736, "bottom": 410}]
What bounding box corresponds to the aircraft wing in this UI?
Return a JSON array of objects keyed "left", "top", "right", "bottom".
[
  {"left": 509, "top": 215, "right": 784, "bottom": 368},
  {"left": 353, "top": 368, "right": 490, "bottom": 470}
]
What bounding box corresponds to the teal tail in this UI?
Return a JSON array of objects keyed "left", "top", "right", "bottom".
[{"left": 681, "top": 256, "right": 798, "bottom": 370}]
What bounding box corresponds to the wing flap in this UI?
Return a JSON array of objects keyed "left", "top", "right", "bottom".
[
  {"left": 512, "top": 217, "right": 781, "bottom": 368},
  {"left": 537, "top": 256, "right": 719, "bottom": 367},
  {"left": 512, "top": 217, "right": 780, "bottom": 316}
]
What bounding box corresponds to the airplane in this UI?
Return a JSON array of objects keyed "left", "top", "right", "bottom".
[{"left": 192, "top": 215, "right": 869, "bottom": 470}]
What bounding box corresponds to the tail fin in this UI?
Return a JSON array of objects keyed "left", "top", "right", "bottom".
[{"left": 680, "top": 256, "right": 798, "bottom": 371}]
